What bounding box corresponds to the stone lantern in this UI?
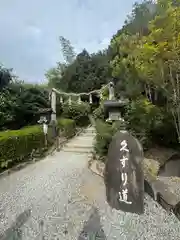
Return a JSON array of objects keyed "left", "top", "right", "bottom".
[
  {"left": 103, "top": 81, "right": 128, "bottom": 122},
  {"left": 37, "top": 108, "right": 52, "bottom": 146}
]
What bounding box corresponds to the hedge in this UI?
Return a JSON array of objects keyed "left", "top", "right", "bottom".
[
  {"left": 0, "top": 125, "right": 44, "bottom": 170},
  {"left": 0, "top": 118, "right": 76, "bottom": 171}
]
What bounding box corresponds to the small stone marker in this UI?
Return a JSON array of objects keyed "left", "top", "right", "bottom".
[
  {"left": 104, "top": 130, "right": 144, "bottom": 214},
  {"left": 38, "top": 116, "right": 48, "bottom": 146}
]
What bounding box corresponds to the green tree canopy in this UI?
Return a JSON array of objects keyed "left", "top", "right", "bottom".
[{"left": 46, "top": 40, "right": 111, "bottom": 93}]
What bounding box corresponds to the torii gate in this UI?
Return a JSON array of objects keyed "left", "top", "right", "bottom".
[{"left": 49, "top": 83, "right": 113, "bottom": 124}]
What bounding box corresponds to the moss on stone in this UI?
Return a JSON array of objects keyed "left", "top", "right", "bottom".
[{"left": 143, "top": 158, "right": 160, "bottom": 177}]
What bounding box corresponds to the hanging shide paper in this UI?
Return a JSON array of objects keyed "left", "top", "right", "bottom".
[
  {"left": 78, "top": 95, "right": 81, "bottom": 104},
  {"left": 68, "top": 96, "right": 72, "bottom": 105},
  {"left": 89, "top": 94, "right": 92, "bottom": 104},
  {"left": 60, "top": 96, "right": 63, "bottom": 103}
]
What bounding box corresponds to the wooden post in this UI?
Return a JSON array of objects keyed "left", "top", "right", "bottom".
[
  {"left": 50, "top": 90, "right": 58, "bottom": 148},
  {"left": 51, "top": 90, "right": 57, "bottom": 122},
  {"left": 45, "top": 135, "right": 47, "bottom": 147}
]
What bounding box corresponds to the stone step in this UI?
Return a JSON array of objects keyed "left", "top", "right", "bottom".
[
  {"left": 81, "top": 135, "right": 96, "bottom": 139},
  {"left": 83, "top": 132, "right": 96, "bottom": 136},
  {"left": 76, "top": 135, "right": 95, "bottom": 138},
  {"left": 83, "top": 133, "right": 96, "bottom": 136},
  {"left": 78, "top": 132, "right": 96, "bottom": 137},
  {"left": 65, "top": 144, "right": 93, "bottom": 149},
  {"left": 66, "top": 138, "right": 94, "bottom": 145},
  {"left": 84, "top": 128, "right": 96, "bottom": 131},
  {"left": 78, "top": 131, "right": 95, "bottom": 135},
  {"left": 62, "top": 147, "right": 93, "bottom": 153},
  {"left": 84, "top": 129, "right": 96, "bottom": 133},
  {"left": 61, "top": 126, "right": 95, "bottom": 153},
  {"left": 85, "top": 128, "right": 95, "bottom": 131}
]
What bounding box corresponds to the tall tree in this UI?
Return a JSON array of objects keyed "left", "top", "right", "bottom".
[
  {"left": 59, "top": 36, "right": 76, "bottom": 65},
  {"left": 133, "top": 0, "right": 180, "bottom": 140},
  {"left": 57, "top": 49, "right": 111, "bottom": 93},
  {"left": 0, "top": 65, "right": 12, "bottom": 91},
  {"left": 122, "top": 0, "right": 157, "bottom": 36},
  {"left": 46, "top": 44, "right": 111, "bottom": 93},
  {"left": 110, "top": 0, "right": 180, "bottom": 143}
]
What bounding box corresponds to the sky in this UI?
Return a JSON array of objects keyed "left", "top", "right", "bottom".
[{"left": 0, "top": 0, "right": 140, "bottom": 84}]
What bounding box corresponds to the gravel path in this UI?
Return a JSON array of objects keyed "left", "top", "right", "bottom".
[
  {"left": 0, "top": 129, "right": 180, "bottom": 239},
  {"left": 158, "top": 176, "right": 180, "bottom": 199}
]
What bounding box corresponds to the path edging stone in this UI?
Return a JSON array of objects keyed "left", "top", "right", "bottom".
[{"left": 88, "top": 158, "right": 180, "bottom": 220}]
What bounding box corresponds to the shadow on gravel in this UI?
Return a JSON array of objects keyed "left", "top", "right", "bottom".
[
  {"left": 0, "top": 209, "right": 31, "bottom": 240},
  {"left": 78, "top": 207, "right": 107, "bottom": 240}
]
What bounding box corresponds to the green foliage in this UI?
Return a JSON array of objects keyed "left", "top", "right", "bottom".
[
  {"left": 0, "top": 81, "right": 49, "bottom": 130},
  {"left": 151, "top": 110, "right": 178, "bottom": 147},
  {"left": 59, "top": 36, "right": 76, "bottom": 65},
  {"left": 62, "top": 102, "right": 90, "bottom": 126},
  {"left": 1, "top": 0, "right": 180, "bottom": 172},
  {"left": 124, "top": 98, "right": 164, "bottom": 148},
  {"left": 94, "top": 120, "right": 113, "bottom": 157},
  {"left": 46, "top": 45, "right": 111, "bottom": 93},
  {"left": 123, "top": 0, "right": 157, "bottom": 36},
  {"left": 94, "top": 120, "right": 126, "bottom": 158},
  {"left": 57, "top": 118, "right": 76, "bottom": 138},
  {"left": 124, "top": 98, "right": 179, "bottom": 148},
  {"left": 0, "top": 118, "right": 76, "bottom": 171},
  {"left": 108, "top": 0, "right": 180, "bottom": 147},
  {"left": 93, "top": 105, "right": 105, "bottom": 121},
  {"left": 0, "top": 125, "right": 45, "bottom": 170},
  {"left": 46, "top": 63, "right": 65, "bottom": 89},
  {"left": 110, "top": 1, "right": 159, "bottom": 100},
  {"left": 0, "top": 65, "right": 12, "bottom": 91}
]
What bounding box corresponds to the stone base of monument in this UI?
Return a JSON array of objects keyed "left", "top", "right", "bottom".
[{"left": 88, "top": 157, "right": 180, "bottom": 220}]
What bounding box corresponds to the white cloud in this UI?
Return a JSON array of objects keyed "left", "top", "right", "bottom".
[
  {"left": 100, "top": 38, "right": 110, "bottom": 47},
  {"left": 25, "top": 26, "right": 42, "bottom": 39},
  {"left": 0, "top": 0, "right": 140, "bottom": 82}
]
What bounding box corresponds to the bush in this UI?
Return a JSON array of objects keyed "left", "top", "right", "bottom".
[
  {"left": 0, "top": 125, "right": 45, "bottom": 170},
  {"left": 94, "top": 119, "right": 126, "bottom": 158},
  {"left": 151, "top": 110, "right": 178, "bottom": 147},
  {"left": 62, "top": 101, "right": 90, "bottom": 126},
  {"left": 93, "top": 105, "right": 105, "bottom": 120},
  {"left": 0, "top": 118, "right": 76, "bottom": 171},
  {"left": 124, "top": 98, "right": 164, "bottom": 149},
  {"left": 94, "top": 98, "right": 179, "bottom": 159},
  {"left": 57, "top": 118, "right": 76, "bottom": 138}
]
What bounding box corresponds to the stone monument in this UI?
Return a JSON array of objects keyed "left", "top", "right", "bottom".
[
  {"left": 104, "top": 130, "right": 144, "bottom": 214},
  {"left": 103, "top": 82, "right": 144, "bottom": 214}
]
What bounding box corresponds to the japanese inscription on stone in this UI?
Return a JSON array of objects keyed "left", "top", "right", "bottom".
[
  {"left": 118, "top": 139, "right": 132, "bottom": 205},
  {"left": 104, "top": 130, "right": 144, "bottom": 214}
]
